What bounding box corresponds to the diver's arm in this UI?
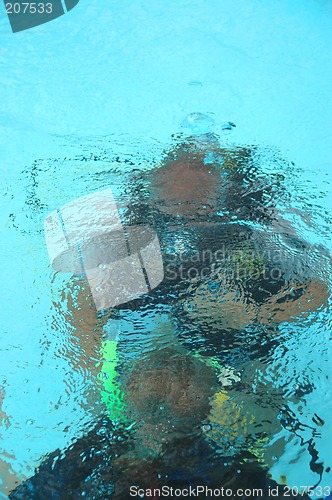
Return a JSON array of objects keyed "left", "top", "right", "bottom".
[
  {"left": 258, "top": 278, "right": 329, "bottom": 325},
  {"left": 53, "top": 278, "right": 108, "bottom": 377},
  {"left": 264, "top": 206, "right": 330, "bottom": 324}
]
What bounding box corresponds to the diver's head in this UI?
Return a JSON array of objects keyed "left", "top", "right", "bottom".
[
  {"left": 147, "top": 154, "right": 222, "bottom": 218},
  {"left": 147, "top": 130, "right": 223, "bottom": 218},
  {"left": 124, "top": 347, "right": 218, "bottom": 429},
  {"left": 145, "top": 113, "right": 237, "bottom": 219}
]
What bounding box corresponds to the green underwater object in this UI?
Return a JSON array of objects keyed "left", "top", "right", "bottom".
[{"left": 97, "top": 339, "right": 127, "bottom": 422}]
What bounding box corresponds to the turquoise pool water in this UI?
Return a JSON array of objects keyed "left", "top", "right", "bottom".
[{"left": 0, "top": 0, "right": 332, "bottom": 497}]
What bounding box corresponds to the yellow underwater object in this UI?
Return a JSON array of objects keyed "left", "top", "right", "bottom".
[{"left": 206, "top": 382, "right": 280, "bottom": 468}]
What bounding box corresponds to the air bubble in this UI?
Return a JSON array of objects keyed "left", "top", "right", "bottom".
[
  {"left": 188, "top": 81, "right": 203, "bottom": 86},
  {"left": 26, "top": 419, "right": 34, "bottom": 425},
  {"left": 220, "top": 122, "right": 236, "bottom": 134},
  {"left": 95, "top": 286, "right": 103, "bottom": 292},
  {"left": 98, "top": 264, "right": 108, "bottom": 270},
  {"left": 181, "top": 112, "right": 215, "bottom": 136}
]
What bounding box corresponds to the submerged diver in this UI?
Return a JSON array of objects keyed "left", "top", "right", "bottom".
[{"left": 9, "top": 114, "right": 330, "bottom": 498}]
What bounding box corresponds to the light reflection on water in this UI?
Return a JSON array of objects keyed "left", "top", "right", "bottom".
[{"left": 1, "top": 134, "right": 331, "bottom": 498}]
